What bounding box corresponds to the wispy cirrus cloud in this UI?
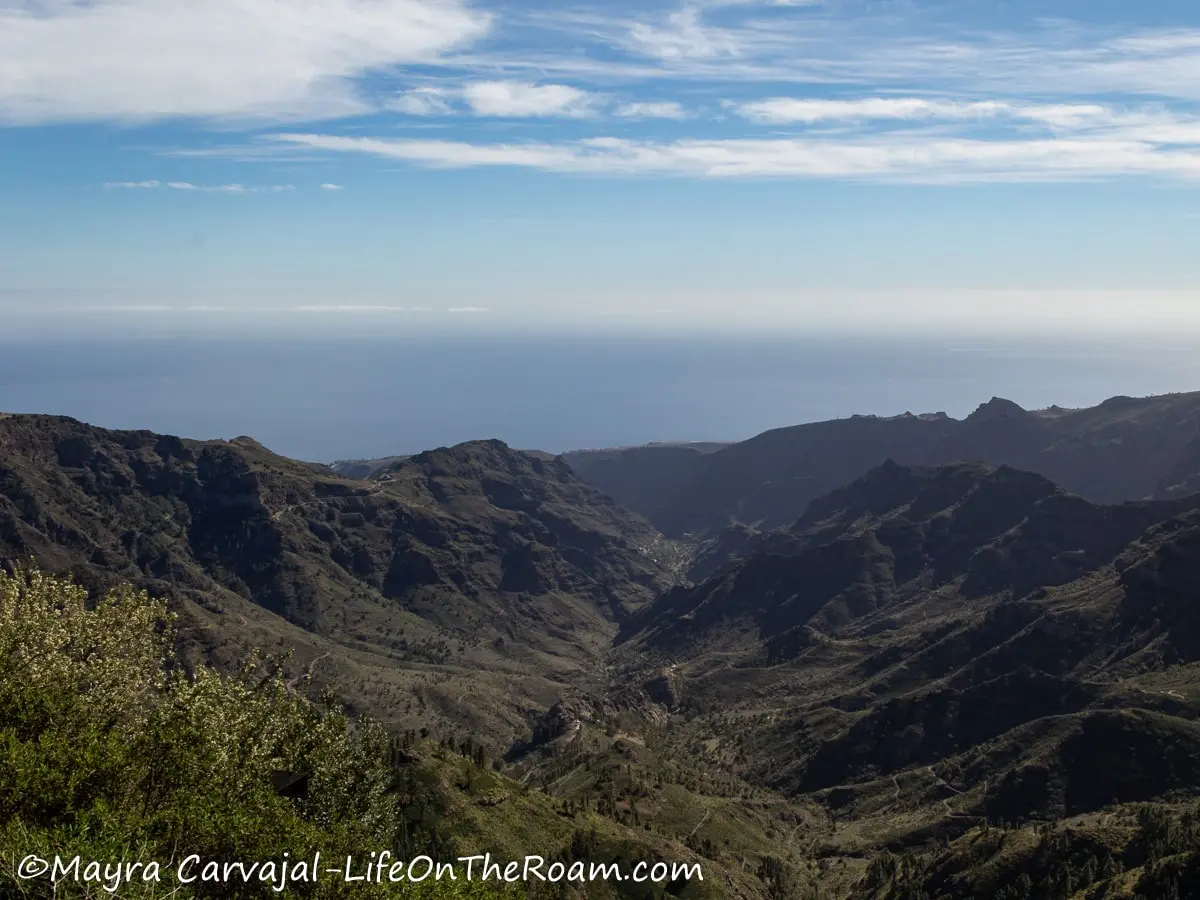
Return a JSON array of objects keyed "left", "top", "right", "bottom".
[
  {"left": 292, "top": 305, "right": 408, "bottom": 312},
  {"left": 386, "top": 80, "right": 606, "bottom": 117},
  {"left": 617, "top": 0, "right": 824, "bottom": 63},
  {"left": 454, "top": 5, "right": 1200, "bottom": 106},
  {"left": 103, "top": 180, "right": 296, "bottom": 193},
  {"left": 734, "top": 98, "right": 1011, "bottom": 124},
  {"left": 168, "top": 181, "right": 295, "bottom": 193},
  {"left": 78, "top": 304, "right": 176, "bottom": 313},
  {"left": 701, "top": 0, "right": 823, "bottom": 6},
  {"left": 388, "top": 87, "right": 456, "bottom": 115},
  {"left": 731, "top": 96, "right": 1200, "bottom": 146},
  {"left": 386, "top": 81, "right": 683, "bottom": 120},
  {"left": 615, "top": 100, "right": 689, "bottom": 119},
  {"left": 729, "top": 97, "right": 1134, "bottom": 132},
  {"left": 272, "top": 129, "right": 1200, "bottom": 183},
  {"left": 626, "top": 7, "right": 744, "bottom": 61},
  {"left": 0, "top": 0, "right": 487, "bottom": 124},
  {"left": 12, "top": 0, "right": 1200, "bottom": 191},
  {"left": 461, "top": 81, "right": 603, "bottom": 117},
  {"left": 9, "top": 0, "right": 1200, "bottom": 127},
  {"left": 28, "top": 302, "right": 491, "bottom": 315},
  {"left": 107, "top": 90, "right": 1200, "bottom": 185}
]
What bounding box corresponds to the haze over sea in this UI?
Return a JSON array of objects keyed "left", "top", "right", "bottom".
[{"left": 3, "top": 333, "right": 1199, "bottom": 463}]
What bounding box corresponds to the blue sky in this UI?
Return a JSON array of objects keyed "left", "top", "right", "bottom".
[{"left": 3, "top": 0, "right": 1200, "bottom": 336}]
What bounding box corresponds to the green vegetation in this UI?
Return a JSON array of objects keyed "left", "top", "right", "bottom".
[
  {"left": 0, "top": 568, "right": 504, "bottom": 898},
  {"left": 0, "top": 569, "right": 727, "bottom": 900},
  {"left": 847, "top": 803, "right": 1200, "bottom": 900},
  {"left": 0, "top": 415, "right": 672, "bottom": 746},
  {"left": 11, "top": 406, "right": 1200, "bottom": 899}
]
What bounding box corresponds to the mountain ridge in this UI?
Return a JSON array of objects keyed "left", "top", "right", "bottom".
[
  {"left": 562, "top": 391, "right": 1200, "bottom": 539},
  {"left": 10, "top": 405, "right": 1200, "bottom": 897},
  {"left": 0, "top": 413, "right": 676, "bottom": 744}
]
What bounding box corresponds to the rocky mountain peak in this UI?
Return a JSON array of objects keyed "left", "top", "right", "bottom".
[{"left": 965, "top": 396, "right": 1029, "bottom": 423}]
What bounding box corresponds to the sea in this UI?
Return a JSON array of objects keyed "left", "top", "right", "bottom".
[{"left": 2, "top": 333, "right": 1199, "bottom": 463}]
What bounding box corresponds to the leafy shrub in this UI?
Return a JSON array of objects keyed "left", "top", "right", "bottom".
[{"left": 0, "top": 569, "right": 505, "bottom": 899}]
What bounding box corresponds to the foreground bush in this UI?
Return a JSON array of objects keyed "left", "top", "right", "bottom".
[{"left": 0, "top": 569, "right": 504, "bottom": 898}]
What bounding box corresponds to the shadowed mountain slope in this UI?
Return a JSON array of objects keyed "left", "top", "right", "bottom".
[
  {"left": 608, "top": 460, "right": 1200, "bottom": 847},
  {"left": 0, "top": 414, "right": 674, "bottom": 742},
  {"left": 561, "top": 442, "right": 732, "bottom": 516},
  {"left": 12, "top": 411, "right": 1200, "bottom": 897},
  {"left": 565, "top": 392, "right": 1200, "bottom": 539},
  {"left": 620, "top": 460, "right": 1200, "bottom": 660}
]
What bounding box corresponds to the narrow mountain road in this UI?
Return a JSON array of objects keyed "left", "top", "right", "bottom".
[
  {"left": 272, "top": 498, "right": 327, "bottom": 521},
  {"left": 922, "top": 766, "right": 980, "bottom": 819},
  {"left": 1137, "top": 687, "right": 1185, "bottom": 700},
  {"left": 884, "top": 767, "right": 960, "bottom": 815},
  {"left": 286, "top": 651, "right": 331, "bottom": 690},
  {"left": 926, "top": 766, "right": 962, "bottom": 794},
  {"left": 270, "top": 476, "right": 431, "bottom": 521},
  {"left": 927, "top": 766, "right": 959, "bottom": 816}
]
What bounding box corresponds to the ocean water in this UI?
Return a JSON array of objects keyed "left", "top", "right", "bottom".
[{"left": 2, "top": 334, "right": 1199, "bottom": 462}]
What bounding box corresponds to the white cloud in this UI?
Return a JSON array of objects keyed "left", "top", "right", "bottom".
[
  {"left": 273, "top": 131, "right": 1200, "bottom": 183},
  {"left": 320, "top": 183, "right": 344, "bottom": 190},
  {"left": 702, "top": 0, "right": 822, "bottom": 5},
  {"left": 829, "top": 27, "right": 1200, "bottom": 105},
  {"left": 733, "top": 97, "right": 1127, "bottom": 131},
  {"left": 483, "top": 7, "right": 1200, "bottom": 108},
  {"left": 0, "top": 0, "right": 488, "bottom": 124},
  {"left": 386, "top": 83, "right": 686, "bottom": 121},
  {"left": 461, "top": 81, "right": 601, "bottom": 117},
  {"left": 80, "top": 304, "right": 175, "bottom": 312},
  {"left": 13, "top": 0, "right": 1200, "bottom": 131},
  {"left": 736, "top": 98, "right": 1009, "bottom": 124},
  {"left": 615, "top": 101, "right": 689, "bottom": 119},
  {"left": 277, "top": 133, "right": 582, "bottom": 168},
  {"left": 626, "top": 7, "right": 742, "bottom": 61},
  {"left": 389, "top": 87, "right": 455, "bottom": 115},
  {"left": 281, "top": 305, "right": 488, "bottom": 314},
  {"left": 1015, "top": 104, "right": 1112, "bottom": 129},
  {"left": 389, "top": 82, "right": 615, "bottom": 118},
  {"left": 104, "top": 180, "right": 296, "bottom": 193},
  {"left": 292, "top": 305, "right": 407, "bottom": 312},
  {"left": 727, "top": 96, "right": 1200, "bottom": 151}
]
